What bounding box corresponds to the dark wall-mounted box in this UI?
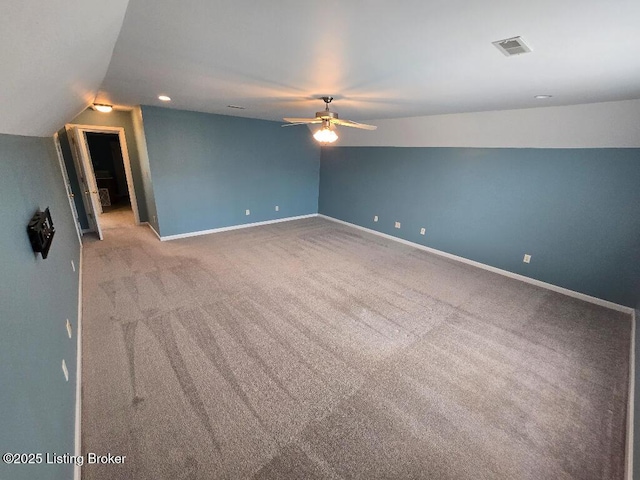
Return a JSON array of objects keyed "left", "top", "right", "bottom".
[{"left": 27, "top": 207, "right": 55, "bottom": 259}]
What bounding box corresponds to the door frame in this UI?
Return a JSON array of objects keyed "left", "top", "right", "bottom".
[
  {"left": 65, "top": 125, "right": 103, "bottom": 239},
  {"left": 67, "top": 124, "right": 141, "bottom": 227},
  {"left": 53, "top": 132, "right": 83, "bottom": 244}
]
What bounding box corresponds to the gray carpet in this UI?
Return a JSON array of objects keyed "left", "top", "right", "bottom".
[{"left": 81, "top": 216, "right": 631, "bottom": 480}]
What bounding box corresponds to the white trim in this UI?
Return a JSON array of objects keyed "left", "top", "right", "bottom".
[
  {"left": 627, "top": 309, "right": 636, "bottom": 480},
  {"left": 142, "top": 222, "right": 162, "bottom": 241},
  {"left": 65, "top": 125, "right": 101, "bottom": 238},
  {"left": 159, "top": 214, "right": 318, "bottom": 241},
  {"left": 73, "top": 248, "right": 83, "bottom": 480},
  {"left": 318, "top": 214, "right": 635, "bottom": 314},
  {"left": 114, "top": 129, "right": 140, "bottom": 226}
]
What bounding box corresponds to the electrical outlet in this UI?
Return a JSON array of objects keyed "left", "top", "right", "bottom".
[
  {"left": 71, "top": 260, "right": 75, "bottom": 272},
  {"left": 523, "top": 254, "right": 531, "bottom": 263},
  {"left": 373, "top": 215, "right": 378, "bottom": 222},
  {"left": 395, "top": 222, "right": 401, "bottom": 229},
  {"left": 245, "top": 209, "right": 250, "bottom": 216},
  {"left": 66, "top": 319, "right": 72, "bottom": 339},
  {"left": 62, "top": 359, "right": 69, "bottom": 382},
  {"left": 420, "top": 228, "right": 426, "bottom": 235},
  {"left": 275, "top": 205, "right": 279, "bottom": 212}
]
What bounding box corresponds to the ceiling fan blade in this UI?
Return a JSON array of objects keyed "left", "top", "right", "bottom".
[
  {"left": 281, "top": 122, "right": 319, "bottom": 127},
  {"left": 331, "top": 118, "right": 377, "bottom": 130},
  {"left": 283, "top": 117, "right": 321, "bottom": 123}
]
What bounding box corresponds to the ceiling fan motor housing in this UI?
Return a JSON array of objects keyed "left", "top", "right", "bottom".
[{"left": 316, "top": 110, "right": 339, "bottom": 120}]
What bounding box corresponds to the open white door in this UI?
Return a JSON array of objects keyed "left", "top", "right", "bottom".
[
  {"left": 66, "top": 125, "right": 103, "bottom": 240},
  {"left": 53, "top": 132, "right": 82, "bottom": 243}
]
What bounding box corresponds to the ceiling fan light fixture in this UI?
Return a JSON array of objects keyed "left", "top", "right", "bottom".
[
  {"left": 93, "top": 104, "right": 113, "bottom": 113},
  {"left": 313, "top": 126, "right": 338, "bottom": 144},
  {"left": 282, "top": 97, "right": 375, "bottom": 142}
]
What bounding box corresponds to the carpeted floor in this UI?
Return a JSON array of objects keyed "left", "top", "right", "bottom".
[
  {"left": 80, "top": 216, "right": 631, "bottom": 480},
  {"left": 98, "top": 204, "right": 135, "bottom": 232}
]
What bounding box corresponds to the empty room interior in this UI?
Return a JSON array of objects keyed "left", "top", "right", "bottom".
[{"left": 2, "top": 1, "right": 640, "bottom": 479}]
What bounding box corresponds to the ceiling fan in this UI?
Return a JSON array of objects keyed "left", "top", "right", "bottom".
[{"left": 282, "top": 96, "right": 377, "bottom": 144}]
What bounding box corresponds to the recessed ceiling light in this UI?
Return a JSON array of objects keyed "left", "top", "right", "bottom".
[
  {"left": 93, "top": 104, "right": 113, "bottom": 113},
  {"left": 158, "top": 95, "right": 171, "bottom": 102},
  {"left": 534, "top": 95, "right": 553, "bottom": 99}
]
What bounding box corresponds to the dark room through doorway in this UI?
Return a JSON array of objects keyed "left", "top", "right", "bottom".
[{"left": 85, "top": 132, "right": 134, "bottom": 228}]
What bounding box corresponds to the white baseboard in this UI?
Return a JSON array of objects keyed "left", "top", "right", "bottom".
[
  {"left": 321, "top": 214, "right": 638, "bottom": 477},
  {"left": 142, "top": 222, "right": 162, "bottom": 240},
  {"left": 318, "top": 214, "right": 634, "bottom": 315},
  {"left": 159, "top": 214, "right": 318, "bottom": 241},
  {"left": 74, "top": 247, "right": 83, "bottom": 480},
  {"left": 627, "top": 309, "right": 636, "bottom": 480}
]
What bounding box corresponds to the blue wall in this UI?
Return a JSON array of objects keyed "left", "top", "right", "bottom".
[
  {"left": 141, "top": 106, "right": 320, "bottom": 237},
  {"left": 131, "top": 107, "right": 159, "bottom": 233},
  {"left": 635, "top": 306, "right": 640, "bottom": 480},
  {"left": 319, "top": 147, "right": 640, "bottom": 307},
  {"left": 0, "top": 134, "right": 80, "bottom": 480}
]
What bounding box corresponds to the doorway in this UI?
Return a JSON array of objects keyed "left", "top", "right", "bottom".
[
  {"left": 86, "top": 132, "right": 134, "bottom": 229},
  {"left": 65, "top": 124, "right": 140, "bottom": 240}
]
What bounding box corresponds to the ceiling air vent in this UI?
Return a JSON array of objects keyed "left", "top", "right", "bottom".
[{"left": 492, "top": 36, "right": 532, "bottom": 56}]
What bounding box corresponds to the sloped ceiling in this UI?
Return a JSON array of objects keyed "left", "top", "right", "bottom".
[
  {"left": 3, "top": 1, "right": 640, "bottom": 137},
  {"left": 0, "top": 0, "right": 130, "bottom": 137}
]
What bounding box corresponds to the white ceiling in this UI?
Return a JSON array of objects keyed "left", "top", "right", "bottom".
[{"left": 4, "top": 1, "right": 640, "bottom": 136}]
